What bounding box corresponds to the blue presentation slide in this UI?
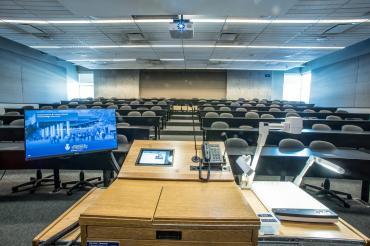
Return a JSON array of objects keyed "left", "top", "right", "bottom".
[{"left": 24, "top": 109, "right": 117, "bottom": 160}]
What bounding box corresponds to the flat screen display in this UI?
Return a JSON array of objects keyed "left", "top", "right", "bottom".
[
  {"left": 136, "top": 149, "right": 174, "bottom": 166},
  {"left": 24, "top": 109, "right": 117, "bottom": 160}
]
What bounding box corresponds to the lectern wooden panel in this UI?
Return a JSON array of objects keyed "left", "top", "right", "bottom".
[{"left": 80, "top": 180, "right": 260, "bottom": 245}]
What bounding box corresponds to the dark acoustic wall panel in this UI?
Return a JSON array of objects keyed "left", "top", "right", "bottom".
[
  {"left": 140, "top": 70, "right": 226, "bottom": 99},
  {"left": 310, "top": 53, "right": 370, "bottom": 107}
]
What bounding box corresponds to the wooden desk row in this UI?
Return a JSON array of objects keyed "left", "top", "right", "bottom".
[
  {"left": 203, "top": 127, "right": 370, "bottom": 149},
  {"left": 198, "top": 110, "right": 370, "bottom": 120},
  {"left": 198, "top": 105, "right": 337, "bottom": 112},
  {"left": 201, "top": 117, "right": 370, "bottom": 131}
]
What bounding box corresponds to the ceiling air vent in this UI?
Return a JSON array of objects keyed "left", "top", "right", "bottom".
[
  {"left": 126, "top": 33, "right": 146, "bottom": 41},
  {"left": 219, "top": 33, "right": 238, "bottom": 42}
]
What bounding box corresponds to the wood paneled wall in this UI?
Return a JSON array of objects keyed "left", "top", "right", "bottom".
[{"left": 140, "top": 70, "right": 226, "bottom": 99}]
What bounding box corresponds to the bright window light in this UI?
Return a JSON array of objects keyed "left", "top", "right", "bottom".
[
  {"left": 68, "top": 73, "right": 94, "bottom": 99},
  {"left": 283, "top": 72, "right": 311, "bottom": 103}
]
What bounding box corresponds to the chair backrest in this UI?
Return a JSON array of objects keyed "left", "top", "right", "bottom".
[
  {"left": 105, "top": 102, "right": 114, "bottom": 106},
  {"left": 91, "top": 106, "right": 102, "bottom": 109},
  {"left": 4, "top": 111, "right": 20, "bottom": 116},
  {"left": 107, "top": 105, "right": 118, "bottom": 109},
  {"left": 10, "top": 119, "right": 24, "bottom": 126},
  {"left": 76, "top": 105, "right": 88, "bottom": 109},
  {"left": 256, "top": 103, "right": 265, "bottom": 107},
  {"left": 284, "top": 108, "right": 296, "bottom": 112},
  {"left": 117, "top": 122, "right": 130, "bottom": 127},
  {"left": 117, "top": 100, "right": 126, "bottom": 104},
  {"left": 57, "top": 105, "right": 69, "bottom": 110},
  {"left": 144, "top": 101, "right": 154, "bottom": 105},
  {"left": 278, "top": 138, "right": 305, "bottom": 151},
  {"left": 137, "top": 107, "right": 149, "bottom": 110},
  {"left": 312, "top": 123, "right": 331, "bottom": 131},
  {"left": 217, "top": 104, "right": 226, "bottom": 106},
  {"left": 130, "top": 100, "right": 140, "bottom": 105},
  {"left": 341, "top": 124, "right": 364, "bottom": 133},
  {"left": 220, "top": 113, "right": 233, "bottom": 118},
  {"left": 117, "top": 134, "right": 129, "bottom": 144},
  {"left": 230, "top": 102, "right": 240, "bottom": 107},
  {"left": 269, "top": 108, "right": 281, "bottom": 112},
  {"left": 309, "top": 140, "right": 336, "bottom": 151},
  {"left": 283, "top": 104, "right": 293, "bottom": 108},
  {"left": 40, "top": 106, "right": 53, "bottom": 110},
  {"left": 211, "top": 121, "right": 229, "bottom": 129},
  {"left": 93, "top": 101, "right": 103, "bottom": 105},
  {"left": 142, "top": 111, "right": 156, "bottom": 117},
  {"left": 127, "top": 111, "right": 141, "bottom": 116},
  {"left": 203, "top": 106, "right": 215, "bottom": 111},
  {"left": 0, "top": 120, "right": 3, "bottom": 126},
  {"left": 120, "top": 105, "right": 132, "bottom": 110},
  {"left": 205, "top": 112, "right": 219, "bottom": 118},
  {"left": 335, "top": 109, "right": 348, "bottom": 114},
  {"left": 225, "top": 138, "right": 249, "bottom": 155},
  {"left": 326, "top": 115, "right": 342, "bottom": 120},
  {"left": 239, "top": 125, "right": 254, "bottom": 129},
  {"left": 203, "top": 103, "right": 212, "bottom": 106},
  {"left": 245, "top": 112, "right": 259, "bottom": 119},
  {"left": 235, "top": 107, "right": 247, "bottom": 112},
  {"left": 242, "top": 103, "right": 252, "bottom": 107},
  {"left": 319, "top": 110, "right": 332, "bottom": 113},
  {"left": 22, "top": 105, "right": 35, "bottom": 109},
  {"left": 286, "top": 112, "right": 300, "bottom": 118},
  {"left": 303, "top": 109, "right": 315, "bottom": 113},
  {"left": 150, "top": 106, "right": 162, "bottom": 110},
  {"left": 270, "top": 104, "right": 280, "bottom": 108},
  {"left": 219, "top": 107, "right": 231, "bottom": 111},
  {"left": 261, "top": 114, "right": 275, "bottom": 119}
]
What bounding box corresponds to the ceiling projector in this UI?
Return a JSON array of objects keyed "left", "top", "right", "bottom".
[{"left": 169, "top": 15, "right": 194, "bottom": 39}]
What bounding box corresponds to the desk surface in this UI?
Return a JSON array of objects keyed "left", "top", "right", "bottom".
[
  {"left": 245, "top": 146, "right": 370, "bottom": 160},
  {"left": 118, "top": 140, "right": 234, "bottom": 181},
  {"left": 242, "top": 189, "right": 369, "bottom": 245},
  {"left": 80, "top": 179, "right": 259, "bottom": 227}
]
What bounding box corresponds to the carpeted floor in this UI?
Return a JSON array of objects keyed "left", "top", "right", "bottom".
[{"left": 0, "top": 170, "right": 369, "bottom": 246}]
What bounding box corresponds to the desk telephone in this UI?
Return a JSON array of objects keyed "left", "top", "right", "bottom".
[
  {"left": 198, "top": 142, "right": 225, "bottom": 181},
  {"left": 202, "top": 142, "right": 224, "bottom": 165}
]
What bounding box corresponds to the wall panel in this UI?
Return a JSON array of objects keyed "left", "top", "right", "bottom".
[
  {"left": 94, "top": 70, "right": 140, "bottom": 98},
  {"left": 140, "top": 70, "right": 226, "bottom": 99}
]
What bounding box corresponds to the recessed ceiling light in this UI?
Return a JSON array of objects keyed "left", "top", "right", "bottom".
[
  {"left": 67, "top": 58, "right": 136, "bottom": 62},
  {"left": 30, "top": 44, "right": 345, "bottom": 50},
  {"left": 1, "top": 18, "right": 368, "bottom": 25},
  {"left": 160, "top": 58, "right": 184, "bottom": 61},
  {"left": 210, "top": 59, "right": 307, "bottom": 63}
]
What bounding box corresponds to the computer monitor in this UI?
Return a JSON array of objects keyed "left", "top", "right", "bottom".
[
  {"left": 136, "top": 149, "right": 174, "bottom": 166},
  {"left": 24, "top": 109, "right": 117, "bottom": 160}
]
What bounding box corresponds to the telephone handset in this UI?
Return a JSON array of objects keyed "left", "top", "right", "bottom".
[{"left": 199, "top": 142, "right": 225, "bottom": 181}]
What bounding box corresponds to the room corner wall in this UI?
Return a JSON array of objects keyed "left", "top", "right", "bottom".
[
  {"left": 310, "top": 53, "right": 370, "bottom": 107},
  {"left": 0, "top": 37, "right": 75, "bottom": 104},
  {"left": 94, "top": 70, "right": 140, "bottom": 98}
]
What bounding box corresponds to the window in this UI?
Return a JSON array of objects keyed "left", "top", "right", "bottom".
[
  {"left": 67, "top": 73, "right": 94, "bottom": 99},
  {"left": 78, "top": 73, "right": 94, "bottom": 98},
  {"left": 283, "top": 72, "right": 311, "bottom": 103}
]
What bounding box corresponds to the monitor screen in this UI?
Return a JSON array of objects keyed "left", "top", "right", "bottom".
[
  {"left": 136, "top": 149, "right": 174, "bottom": 166},
  {"left": 24, "top": 109, "right": 117, "bottom": 160}
]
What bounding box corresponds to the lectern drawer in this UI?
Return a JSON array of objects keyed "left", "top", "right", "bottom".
[{"left": 87, "top": 226, "right": 253, "bottom": 242}]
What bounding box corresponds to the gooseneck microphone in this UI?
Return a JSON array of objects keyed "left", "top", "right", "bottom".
[
  {"left": 220, "top": 132, "right": 228, "bottom": 161},
  {"left": 191, "top": 104, "right": 201, "bottom": 163}
]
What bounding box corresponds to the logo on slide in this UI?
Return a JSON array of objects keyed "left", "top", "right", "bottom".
[{"left": 65, "top": 144, "right": 71, "bottom": 151}]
